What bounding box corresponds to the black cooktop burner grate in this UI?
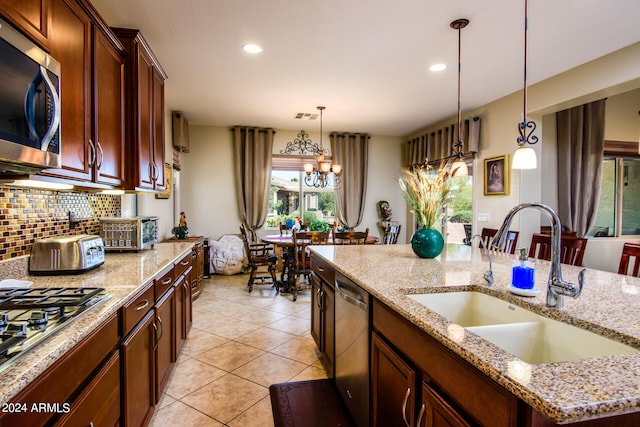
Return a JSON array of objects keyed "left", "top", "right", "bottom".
[{"left": 0, "top": 287, "right": 105, "bottom": 309}]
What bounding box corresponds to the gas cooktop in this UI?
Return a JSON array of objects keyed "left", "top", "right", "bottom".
[{"left": 0, "top": 287, "right": 111, "bottom": 372}]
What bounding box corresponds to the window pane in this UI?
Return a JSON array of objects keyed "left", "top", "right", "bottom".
[
  {"left": 590, "top": 159, "right": 615, "bottom": 237},
  {"left": 622, "top": 158, "right": 640, "bottom": 235}
]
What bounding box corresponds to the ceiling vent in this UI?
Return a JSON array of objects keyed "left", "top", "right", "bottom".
[
  {"left": 172, "top": 111, "right": 190, "bottom": 153},
  {"left": 294, "top": 112, "right": 319, "bottom": 120}
]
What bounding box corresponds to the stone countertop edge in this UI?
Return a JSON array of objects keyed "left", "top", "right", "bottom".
[
  {"left": 309, "top": 243, "right": 640, "bottom": 425},
  {"left": 0, "top": 241, "right": 196, "bottom": 406}
]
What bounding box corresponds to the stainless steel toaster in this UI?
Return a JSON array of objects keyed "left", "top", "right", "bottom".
[{"left": 29, "top": 235, "right": 105, "bottom": 275}]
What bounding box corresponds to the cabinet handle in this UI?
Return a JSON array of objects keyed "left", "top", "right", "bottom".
[
  {"left": 149, "top": 162, "right": 154, "bottom": 181},
  {"left": 416, "top": 403, "right": 426, "bottom": 427},
  {"left": 317, "top": 266, "right": 325, "bottom": 272},
  {"left": 88, "top": 139, "right": 96, "bottom": 166},
  {"left": 152, "top": 320, "right": 159, "bottom": 351},
  {"left": 318, "top": 289, "right": 325, "bottom": 311},
  {"left": 135, "top": 299, "right": 149, "bottom": 311},
  {"left": 157, "top": 315, "right": 164, "bottom": 344},
  {"left": 180, "top": 260, "right": 189, "bottom": 266},
  {"left": 162, "top": 278, "right": 172, "bottom": 285},
  {"left": 402, "top": 387, "right": 411, "bottom": 427},
  {"left": 96, "top": 141, "right": 104, "bottom": 169}
]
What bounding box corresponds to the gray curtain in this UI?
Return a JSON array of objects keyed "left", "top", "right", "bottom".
[
  {"left": 232, "top": 127, "right": 275, "bottom": 232},
  {"left": 330, "top": 132, "right": 369, "bottom": 229},
  {"left": 556, "top": 99, "right": 606, "bottom": 237}
]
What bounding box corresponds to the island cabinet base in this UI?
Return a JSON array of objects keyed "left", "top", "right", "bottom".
[{"left": 372, "top": 298, "right": 640, "bottom": 427}]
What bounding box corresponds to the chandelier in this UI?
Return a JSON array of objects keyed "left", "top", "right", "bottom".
[
  {"left": 450, "top": 18, "right": 469, "bottom": 178},
  {"left": 281, "top": 106, "right": 341, "bottom": 188}
]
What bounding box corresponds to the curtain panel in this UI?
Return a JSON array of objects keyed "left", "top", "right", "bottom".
[
  {"left": 406, "top": 117, "right": 480, "bottom": 167},
  {"left": 330, "top": 132, "right": 369, "bottom": 229},
  {"left": 556, "top": 98, "right": 606, "bottom": 237},
  {"left": 231, "top": 126, "right": 276, "bottom": 233}
]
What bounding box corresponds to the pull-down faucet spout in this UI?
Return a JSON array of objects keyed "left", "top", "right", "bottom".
[{"left": 491, "top": 202, "right": 585, "bottom": 309}]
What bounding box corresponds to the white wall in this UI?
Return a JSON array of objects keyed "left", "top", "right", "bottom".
[
  {"left": 178, "top": 126, "right": 406, "bottom": 243},
  {"left": 407, "top": 42, "right": 640, "bottom": 271}
]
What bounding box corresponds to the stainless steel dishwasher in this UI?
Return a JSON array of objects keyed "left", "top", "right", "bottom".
[{"left": 335, "top": 271, "right": 370, "bottom": 427}]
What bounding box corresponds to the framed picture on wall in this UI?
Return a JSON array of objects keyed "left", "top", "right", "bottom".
[
  {"left": 155, "top": 163, "right": 172, "bottom": 199},
  {"left": 484, "top": 155, "right": 509, "bottom": 196}
]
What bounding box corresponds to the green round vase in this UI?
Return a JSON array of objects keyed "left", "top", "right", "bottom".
[{"left": 411, "top": 227, "right": 444, "bottom": 258}]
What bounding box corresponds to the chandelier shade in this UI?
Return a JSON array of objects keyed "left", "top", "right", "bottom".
[{"left": 302, "top": 106, "right": 341, "bottom": 188}]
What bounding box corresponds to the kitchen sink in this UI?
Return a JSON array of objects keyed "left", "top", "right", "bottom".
[{"left": 408, "top": 291, "right": 639, "bottom": 364}]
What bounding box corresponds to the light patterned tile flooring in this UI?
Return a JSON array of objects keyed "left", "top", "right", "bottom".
[{"left": 149, "top": 273, "right": 329, "bottom": 426}]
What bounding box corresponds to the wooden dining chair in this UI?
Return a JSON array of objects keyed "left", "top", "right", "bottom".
[
  {"left": 529, "top": 233, "right": 588, "bottom": 266},
  {"left": 618, "top": 242, "right": 640, "bottom": 276},
  {"left": 239, "top": 224, "right": 278, "bottom": 292},
  {"left": 382, "top": 223, "right": 401, "bottom": 244},
  {"left": 333, "top": 228, "right": 369, "bottom": 245},
  {"left": 481, "top": 227, "right": 519, "bottom": 254},
  {"left": 290, "top": 230, "right": 330, "bottom": 301}
]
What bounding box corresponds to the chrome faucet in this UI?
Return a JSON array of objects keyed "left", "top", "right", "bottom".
[
  {"left": 469, "top": 234, "right": 494, "bottom": 286},
  {"left": 491, "top": 202, "right": 585, "bottom": 309}
]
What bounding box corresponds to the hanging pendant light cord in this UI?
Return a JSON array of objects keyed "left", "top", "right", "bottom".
[
  {"left": 518, "top": 0, "right": 538, "bottom": 147},
  {"left": 450, "top": 19, "right": 468, "bottom": 158}
]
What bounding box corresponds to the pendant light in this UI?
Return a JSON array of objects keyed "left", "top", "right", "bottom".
[
  {"left": 302, "top": 106, "right": 342, "bottom": 188},
  {"left": 512, "top": 0, "right": 538, "bottom": 169},
  {"left": 450, "top": 18, "right": 469, "bottom": 177}
]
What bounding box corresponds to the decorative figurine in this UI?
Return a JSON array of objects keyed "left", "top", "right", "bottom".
[{"left": 172, "top": 211, "right": 189, "bottom": 239}]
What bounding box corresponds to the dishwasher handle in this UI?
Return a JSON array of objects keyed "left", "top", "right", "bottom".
[{"left": 335, "top": 279, "right": 368, "bottom": 311}]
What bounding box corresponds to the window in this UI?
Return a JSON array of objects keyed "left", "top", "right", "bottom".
[
  {"left": 445, "top": 160, "right": 474, "bottom": 244},
  {"left": 267, "top": 166, "right": 336, "bottom": 231},
  {"left": 590, "top": 157, "right": 640, "bottom": 237}
]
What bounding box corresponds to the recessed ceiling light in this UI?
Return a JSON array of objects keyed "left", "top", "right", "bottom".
[
  {"left": 242, "top": 43, "right": 263, "bottom": 54},
  {"left": 430, "top": 63, "right": 446, "bottom": 72}
]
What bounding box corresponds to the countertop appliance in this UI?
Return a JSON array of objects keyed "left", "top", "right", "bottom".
[
  {"left": 99, "top": 216, "right": 158, "bottom": 251},
  {"left": 0, "top": 16, "right": 61, "bottom": 174},
  {"left": 29, "top": 235, "right": 105, "bottom": 275},
  {"left": 335, "top": 271, "right": 370, "bottom": 427},
  {"left": 0, "top": 287, "right": 110, "bottom": 372}
]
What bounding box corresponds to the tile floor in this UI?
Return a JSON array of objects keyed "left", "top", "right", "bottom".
[{"left": 149, "top": 273, "right": 329, "bottom": 426}]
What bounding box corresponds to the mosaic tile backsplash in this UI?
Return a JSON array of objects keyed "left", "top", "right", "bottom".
[{"left": 0, "top": 186, "right": 121, "bottom": 261}]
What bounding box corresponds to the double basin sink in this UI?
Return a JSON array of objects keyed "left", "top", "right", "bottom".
[{"left": 408, "top": 291, "right": 638, "bottom": 364}]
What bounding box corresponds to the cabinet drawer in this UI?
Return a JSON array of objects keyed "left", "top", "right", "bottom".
[
  {"left": 154, "top": 264, "right": 174, "bottom": 301},
  {"left": 174, "top": 251, "right": 192, "bottom": 278},
  {"left": 312, "top": 254, "right": 335, "bottom": 285},
  {"left": 53, "top": 351, "right": 121, "bottom": 427},
  {"left": 122, "top": 283, "right": 154, "bottom": 335}
]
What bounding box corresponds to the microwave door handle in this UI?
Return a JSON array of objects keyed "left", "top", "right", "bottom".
[
  {"left": 23, "top": 73, "right": 41, "bottom": 141},
  {"left": 38, "top": 66, "right": 61, "bottom": 152}
]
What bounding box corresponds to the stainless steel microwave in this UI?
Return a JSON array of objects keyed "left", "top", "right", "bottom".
[{"left": 0, "top": 17, "right": 61, "bottom": 174}]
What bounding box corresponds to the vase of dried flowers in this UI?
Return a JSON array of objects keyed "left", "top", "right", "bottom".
[{"left": 399, "top": 164, "right": 453, "bottom": 258}]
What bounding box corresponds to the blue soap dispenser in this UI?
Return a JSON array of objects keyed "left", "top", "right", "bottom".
[{"left": 510, "top": 248, "right": 538, "bottom": 295}]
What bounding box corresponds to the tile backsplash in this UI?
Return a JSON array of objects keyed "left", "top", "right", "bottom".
[{"left": 0, "top": 186, "right": 121, "bottom": 261}]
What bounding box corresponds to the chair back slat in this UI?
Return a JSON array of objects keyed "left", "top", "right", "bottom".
[
  {"left": 618, "top": 242, "right": 640, "bottom": 277},
  {"left": 529, "top": 233, "right": 587, "bottom": 266},
  {"left": 333, "top": 228, "right": 369, "bottom": 245},
  {"left": 482, "top": 227, "right": 519, "bottom": 254}
]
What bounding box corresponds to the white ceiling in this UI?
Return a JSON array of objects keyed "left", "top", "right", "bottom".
[{"left": 90, "top": 0, "right": 640, "bottom": 136}]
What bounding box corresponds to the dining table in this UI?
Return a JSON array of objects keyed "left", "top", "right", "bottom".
[{"left": 261, "top": 233, "right": 379, "bottom": 293}]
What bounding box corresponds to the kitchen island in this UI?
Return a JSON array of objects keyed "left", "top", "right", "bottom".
[
  {"left": 0, "top": 241, "right": 195, "bottom": 425},
  {"left": 310, "top": 243, "right": 640, "bottom": 425}
]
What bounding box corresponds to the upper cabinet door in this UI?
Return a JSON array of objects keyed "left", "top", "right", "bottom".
[
  {"left": 93, "top": 27, "right": 125, "bottom": 187},
  {"left": 0, "top": 0, "right": 49, "bottom": 48},
  {"left": 46, "top": 0, "right": 93, "bottom": 181},
  {"left": 152, "top": 67, "right": 166, "bottom": 191},
  {"left": 136, "top": 45, "right": 155, "bottom": 189}
]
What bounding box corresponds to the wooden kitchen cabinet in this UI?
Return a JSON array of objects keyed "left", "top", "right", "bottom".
[
  {"left": 373, "top": 298, "right": 516, "bottom": 427},
  {"left": 371, "top": 331, "right": 418, "bottom": 427},
  {"left": 0, "top": 313, "right": 120, "bottom": 427},
  {"left": 310, "top": 255, "right": 335, "bottom": 376},
  {"left": 121, "top": 309, "right": 156, "bottom": 427},
  {"left": 175, "top": 265, "right": 193, "bottom": 356},
  {"left": 43, "top": 0, "right": 126, "bottom": 187},
  {"left": 192, "top": 240, "right": 205, "bottom": 299},
  {"left": 0, "top": 0, "right": 49, "bottom": 47},
  {"left": 155, "top": 285, "right": 175, "bottom": 402},
  {"left": 114, "top": 27, "right": 167, "bottom": 192}
]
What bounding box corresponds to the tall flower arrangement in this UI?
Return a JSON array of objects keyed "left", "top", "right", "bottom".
[{"left": 399, "top": 164, "right": 453, "bottom": 229}]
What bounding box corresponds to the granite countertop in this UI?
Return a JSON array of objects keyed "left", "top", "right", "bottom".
[
  {"left": 0, "top": 241, "right": 194, "bottom": 406},
  {"left": 310, "top": 243, "right": 640, "bottom": 424}
]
